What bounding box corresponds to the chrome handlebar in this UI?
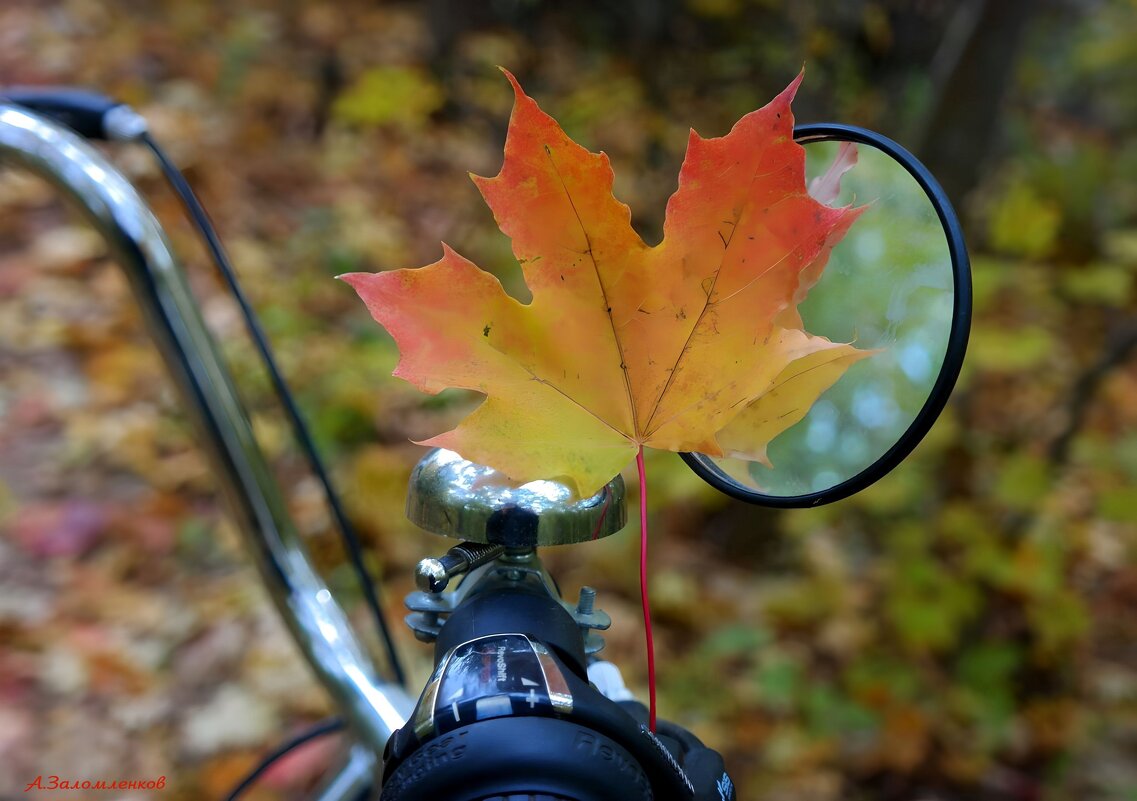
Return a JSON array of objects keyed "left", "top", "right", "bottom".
[{"left": 0, "top": 104, "right": 413, "bottom": 783}]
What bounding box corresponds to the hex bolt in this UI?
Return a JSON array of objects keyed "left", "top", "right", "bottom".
[{"left": 576, "top": 586, "right": 597, "bottom": 615}]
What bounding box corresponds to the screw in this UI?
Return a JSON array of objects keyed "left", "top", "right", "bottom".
[
  {"left": 577, "top": 586, "right": 597, "bottom": 615},
  {"left": 414, "top": 543, "right": 504, "bottom": 593}
]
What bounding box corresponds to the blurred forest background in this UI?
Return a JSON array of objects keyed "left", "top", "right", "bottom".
[{"left": 3, "top": 0, "right": 1137, "bottom": 799}]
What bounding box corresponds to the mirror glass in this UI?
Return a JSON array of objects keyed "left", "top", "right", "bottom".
[{"left": 683, "top": 128, "right": 968, "bottom": 505}]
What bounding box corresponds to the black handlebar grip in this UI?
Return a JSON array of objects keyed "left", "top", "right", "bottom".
[
  {"left": 0, "top": 87, "right": 122, "bottom": 139},
  {"left": 380, "top": 717, "right": 651, "bottom": 801}
]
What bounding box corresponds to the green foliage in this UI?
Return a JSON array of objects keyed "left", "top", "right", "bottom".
[
  {"left": 1099, "top": 488, "right": 1137, "bottom": 524},
  {"left": 333, "top": 66, "right": 444, "bottom": 129},
  {"left": 803, "top": 684, "right": 879, "bottom": 741},
  {"left": 884, "top": 548, "right": 981, "bottom": 653},
  {"left": 753, "top": 649, "right": 804, "bottom": 714},
  {"left": 988, "top": 178, "right": 1062, "bottom": 259},
  {"left": 994, "top": 454, "right": 1053, "bottom": 511},
  {"left": 1061, "top": 264, "right": 1134, "bottom": 305},
  {"left": 968, "top": 325, "right": 1057, "bottom": 371}
]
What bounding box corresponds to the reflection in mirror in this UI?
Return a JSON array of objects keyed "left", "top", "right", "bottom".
[{"left": 694, "top": 138, "right": 956, "bottom": 499}]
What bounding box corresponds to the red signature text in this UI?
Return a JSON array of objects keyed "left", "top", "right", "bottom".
[{"left": 25, "top": 776, "right": 167, "bottom": 791}]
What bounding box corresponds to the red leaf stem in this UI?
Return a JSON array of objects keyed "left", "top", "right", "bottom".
[{"left": 636, "top": 444, "right": 657, "bottom": 732}]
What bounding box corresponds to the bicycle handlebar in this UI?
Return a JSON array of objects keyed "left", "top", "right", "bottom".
[{"left": 0, "top": 104, "right": 413, "bottom": 757}]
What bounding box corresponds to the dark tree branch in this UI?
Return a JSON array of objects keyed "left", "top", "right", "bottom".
[{"left": 1049, "top": 319, "right": 1137, "bottom": 467}]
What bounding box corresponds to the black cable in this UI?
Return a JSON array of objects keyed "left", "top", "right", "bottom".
[
  {"left": 223, "top": 717, "right": 346, "bottom": 801},
  {"left": 140, "top": 132, "right": 406, "bottom": 687}
]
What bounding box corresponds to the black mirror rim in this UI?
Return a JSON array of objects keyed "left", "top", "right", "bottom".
[{"left": 680, "top": 122, "right": 972, "bottom": 509}]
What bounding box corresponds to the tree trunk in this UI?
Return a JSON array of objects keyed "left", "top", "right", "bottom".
[{"left": 917, "top": 0, "right": 1038, "bottom": 209}]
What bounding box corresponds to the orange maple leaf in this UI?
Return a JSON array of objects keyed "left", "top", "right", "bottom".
[{"left": 342, "top": 71, "right": 870, "bottom": 496}]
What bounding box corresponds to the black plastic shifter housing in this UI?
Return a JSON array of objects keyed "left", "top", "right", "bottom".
[
  {"left": 433, "top": 575, "right": 588, "bottom": 673},
  {"left": 381, "top": 581, "right": 734, "bottom": 800}
]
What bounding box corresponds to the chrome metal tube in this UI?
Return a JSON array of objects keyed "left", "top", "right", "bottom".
[
  {"left": 0, "top": 104, "right": 413, "bottom": 755},
  {"left": 313, "top": 745, "right": 378, "bottom": 801}
]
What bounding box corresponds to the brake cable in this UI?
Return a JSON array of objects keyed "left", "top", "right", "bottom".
[
  {"left": 1, "top": 88, "right": 405, "bottom": 687},
  {"left": 222, "top": 717, "right": 345, "bottom": 801},
  {"left": 140, "top": 130, "right": 406, "bottom": 687}
]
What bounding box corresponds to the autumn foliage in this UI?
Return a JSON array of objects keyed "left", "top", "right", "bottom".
[{"left": 4, "top": 3, "right": 1137, "bottom": 800}]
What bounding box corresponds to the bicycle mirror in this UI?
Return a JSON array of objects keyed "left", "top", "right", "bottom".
[{"left": 682, "top": 124, "right": 971, "bottom": 508}]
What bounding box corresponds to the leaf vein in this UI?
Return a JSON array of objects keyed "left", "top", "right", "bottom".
[{"left": 543, "top": 145, "right": 641, "bottom": 439}]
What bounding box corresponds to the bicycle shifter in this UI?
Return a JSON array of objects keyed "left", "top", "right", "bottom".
[{"left": 381, "top": 448, "right": 736, "bottom": 801}]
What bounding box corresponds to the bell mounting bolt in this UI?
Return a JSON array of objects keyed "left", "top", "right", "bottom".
[{"left": 414, "top": 542, "right": 505, "bottom": 593}]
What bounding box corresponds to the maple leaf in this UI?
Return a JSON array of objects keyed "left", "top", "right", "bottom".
[{"left": 342, "top": 71, "right": 870, "bottom": 496}]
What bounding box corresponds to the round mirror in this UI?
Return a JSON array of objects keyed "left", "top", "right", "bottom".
[{"left": 682, "top": 124, "right": 971, "bottom": 507}]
